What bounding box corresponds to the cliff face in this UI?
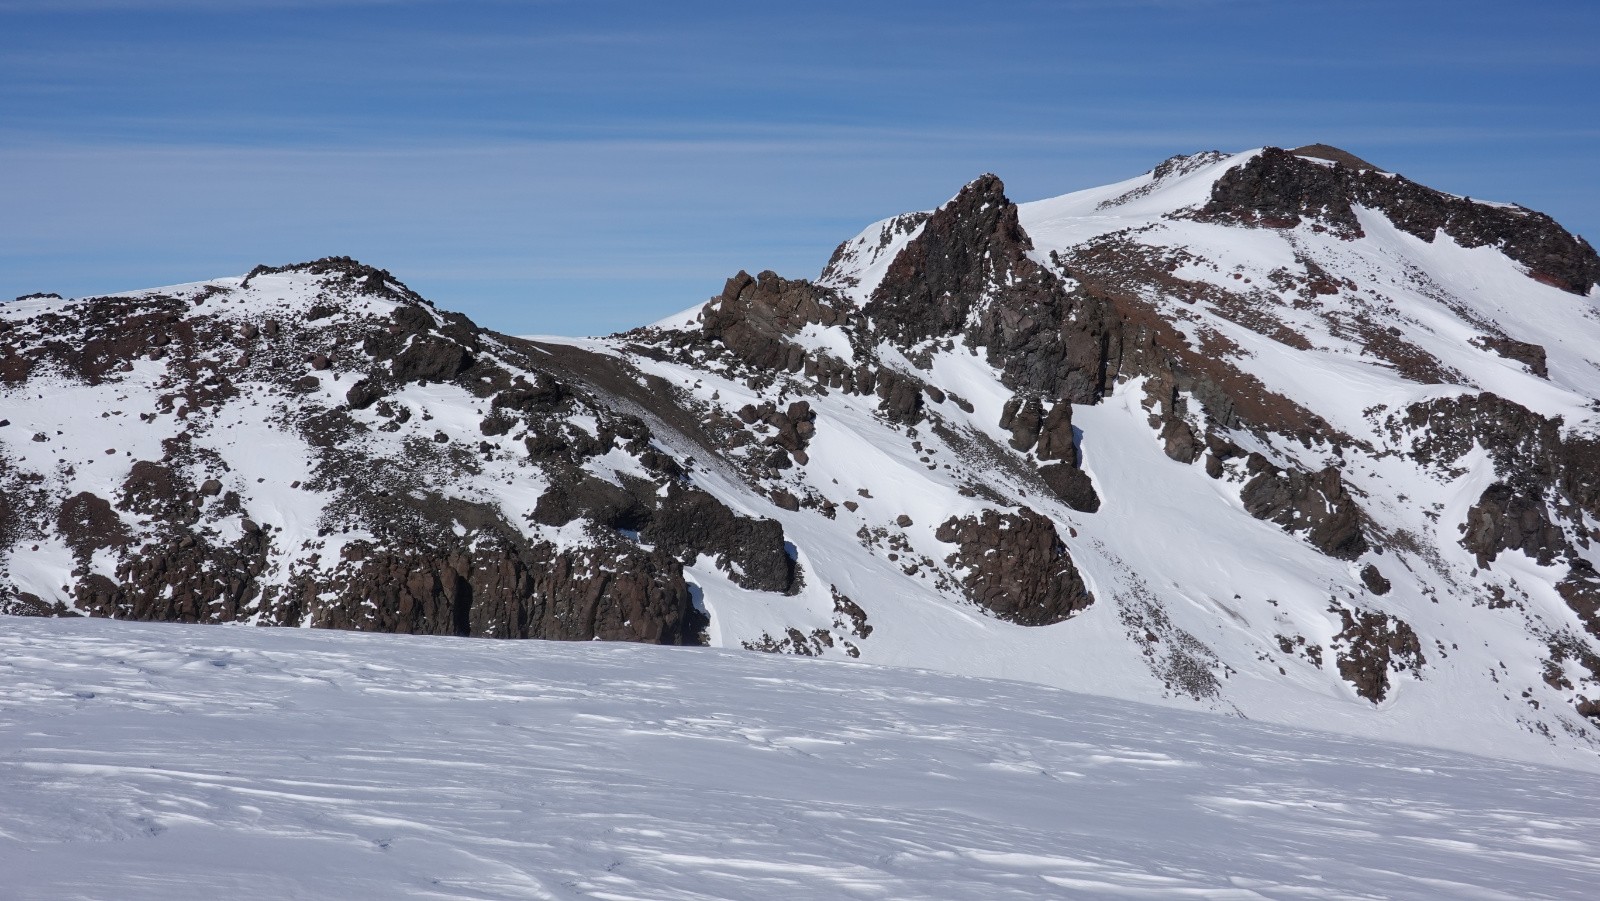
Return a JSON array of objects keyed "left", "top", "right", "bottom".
[{"left": 7, "top": 146, "right": 1600, "bottom": 767}]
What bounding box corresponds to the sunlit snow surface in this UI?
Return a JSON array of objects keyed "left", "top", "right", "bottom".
[
  {"left": 583, "top": 150, "right": 1600, "bottom": 770},
  {"left": 2, "top": 618, "right": 1597, "bottom": 900}
]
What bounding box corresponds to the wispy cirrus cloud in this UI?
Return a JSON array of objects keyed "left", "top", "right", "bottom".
[{"left": 3, "top": 0, "right": 1594, "bottom": 333}]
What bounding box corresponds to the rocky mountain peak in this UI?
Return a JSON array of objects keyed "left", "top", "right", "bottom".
[
  {"left": 1289, "top": 143, "right": 1385, "bottom": 171},
  {"left": 1202, "top": 147, "right": 1600, "bottom": 294},
  {"left": 8, "top": 149, "right": 1600, "bottom": 767},
  {"left": 242, "top": 255, "right": 423, "bottom": 305},
  {"left": 864, "top": 171, "right": 1040, "bottom": 346}
]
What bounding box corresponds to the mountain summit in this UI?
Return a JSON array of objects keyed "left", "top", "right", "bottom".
[{"left": 5, "top": 147, "right": 1600, "bottom": 767}]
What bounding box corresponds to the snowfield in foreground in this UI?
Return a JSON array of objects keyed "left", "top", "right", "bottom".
[{"left": 2, "top": 618, "right": 1598, "bottom": 900}]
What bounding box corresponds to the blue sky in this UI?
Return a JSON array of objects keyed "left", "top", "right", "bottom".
[{"left": 3, "top": 0, "right": 1596, "bottom": 336}]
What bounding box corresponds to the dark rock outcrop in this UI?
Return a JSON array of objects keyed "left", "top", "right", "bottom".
[
  {"left": 345, "top": 379, "right": 383, "bottom": 410},
  {"left": 998, "top": 393, "right": 1075, "bottom": 457},
  {"left": 1393, "top": 393, "right": 1600, "bottom": 572},
  {"left": 831, "top": 585, "right": 872, "bottom": 639},
  {"left": 700, "top": 270, "right": 851, "bottom": 374},
  {"left": 868, "top": 174, "right": 1033, "bottom": 348},
  {"left": 1398, "top": 393, "right": 1560, "bottom": 483},
  {"left": 56, "top": 492, "right": 128, "bottom": 559},
  {"left": 1035, "top": 402, "right": 1076, "bottom": 462},
  {"left": 1289, "top": 144, "right": 1385, "bottom": 172},
  {"left": 534, "top": 475, "right": 795, "bottom": 594},
  {"left": 645, "top": 483, "right": 796, "bottom": 593},
  {"left": 1333, "top": 607, "right": 1425, "bottom": 702},
  {"left": 7, "top": 133, "right": 1600, "bottom": 738},
  {"left": 1202, "top": 147, "right": 1600, "bottom": 295},
  {"left": 866, "top": 175, "right": 1118, "bottom": 405},
  {"left": 0, "top": 258, "right": 733, "bottom": 649},
  {"left": 244, "top": 256, "right": 412, "bottom": 301},
  {"left": 1462, "top": 482, "right": 1566, "bottom": 568},
  {"left": 1160, "top": 419, "right": 1200, "bottom": 464},
  {"left": 873, "top": 369, "right": 925, "bottom": 424},
  {"left": 1473, "top": 336, "right": 1549, "bottom": 379},
  {"left": 1240, "top": 456, "right": 1368, "bottom": 560},
  {"left": 275, "top": 540, "right": 699, "bottom": 644},
  {"left": 1555, "top": 561, "right": 1600, "bottom": 640},
  {"left": 1038, "top": 463, "right": 1101, "bottom": 513},
  {"left": 852, "top": 167, "right": 1354, "bottom": 462},
  {"left": 82, "top": 527, "right": 272, "bottom": 624},
  {"left": 391, "top": 335, "right": 473, "bottom": 383},
  {"left": 936, "top": 507, "right": 1093, "bottom": 626},
  {"left": 119, "top": 461, "right": 195, "bottom": 522},
  {"left": 1359, "top": 564, "right": 1392, "bottom": 596}
]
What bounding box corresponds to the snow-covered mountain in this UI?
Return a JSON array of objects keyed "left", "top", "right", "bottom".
[
  {"left": 6, "top": 616, "right": 1600, "bottom": 900},
  {"left": 5, "top": 144, "right": 1600, "bottom": 768}
]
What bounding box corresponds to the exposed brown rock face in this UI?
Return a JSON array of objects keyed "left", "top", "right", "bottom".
[
  {"left": 996, "top": 394, "right": 1099, "bottom": 510},
  {"left": 391, "top": 335, "right": 472, "bottom": 383},
  {"left": 1000, "top": 395, "right": 1045, "bottom": 452},
  {"left": 533, "top": 474, "right": 795, "bottom": 594},
  {"left": 1062, "top": 231, "right": 1339, "bottom": 443},
  {"left": 830, "top": 585, "right": 872, "bottom": 640},
  {"left": 244, "top": 256, "right": 405, "bottom": 298},
  {"left": 1397, "top": 393, "right": 1559, "bottom": 484},
  {"left": 1239, "top": 456, "right": 1368, "bottom": 560},
  {"left": 689, "top": 269, "right": 941, "bottom": 425},
  {"left": 709, "top": 162, "right": 1582, "bottom": 600},
  {"left": 1289, "top": 144, "right": 1385, "bottom": 172},
  {"left": 1000, "top": 394, "right": 1078, "bottom": 461},
  {"left": 1333, "top": 608, "right": 1425, "bottom": 702},
  {"left": 82, "top": 528, "right": 272, "bottom": 624},
  {"left": 0, "top": 258, "right": 733, "bottom": 646},
  {"left": 866, "top": 175, "right": 1117, "bottom": 405},
  {"left": 1392, "top": 393, "right": 1600, "bottom": 588},
  {"left": 1463, "top": 483, "right": 1566, "bottom": 568},
  {"left": 1473, "top": 336, "right": 1549, "bottom": 379},
  {"left": 0, "top": 290, "right": 215, "bottom": 388},
  {"left": 741, "top": 400, "right": 816, "bottom": 463},
  {"left": 1556, "top": 563, "right": 1600, "bottom": 641},
  {"left": 1203, "top": 147, "right": 1600, "bottom": 295},
  {"left": 700, "top": 270, "right": 852, "bottom": 374},
  {"left": 119, "top": 461, "right": 190, "bottom": 520},
  {"left": 936, "top": 507, "right": 1093, "bottom": 626},
  {"left": 1038, "top": 463, "right": 1101, "bottom": 513},
  {"left": 1359, "top": 564, "right": 1392, "bottom": 596},
  {"left": 270, "top": 540, "right": 697, "bottom": 643},
  {"left": 1160, "top": 419, "right": 1200, "bottom": 464},
  {"left": 643, "top": 484, "right": 795, "bottom": 594},
  {"left": 868, "top": 174, "right": 1034, "bottom": 347},
  {"left": 684, "top": 168, "right": 1413, "bottom": 576},
  {"left": 872, "top": 369, "right": 926, "bottom": 424},
  {"left": 56, "top": 492, "right": 127, "bottom": 559},
  {"left": 1035, "top": 402, "right": 1077, "bottom": 463},
  {"left": 47, "top": 458, "right": 275, "bottom": 623}
]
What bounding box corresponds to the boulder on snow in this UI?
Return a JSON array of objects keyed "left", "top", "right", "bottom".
[{"left": 936, "top": 507, "right": 1093, "bottom": 626}]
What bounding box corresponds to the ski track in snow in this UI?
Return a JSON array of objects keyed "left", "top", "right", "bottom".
[{"left": 2, "top": 617, "right": 1598, "bottom": 900}]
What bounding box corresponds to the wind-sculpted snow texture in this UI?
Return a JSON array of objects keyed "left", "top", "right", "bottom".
[
  {"left": 4, "top": 617, "right": 1600, "bottom": 900},
  {"left": 6, "top": 146, "right": 1600, "bottom": 768}
]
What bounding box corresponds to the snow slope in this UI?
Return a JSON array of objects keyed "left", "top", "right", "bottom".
[
  {"left": 6, "top": 148, "right": 1600, "bottom": 773},
  {"left": 569, "top": 147, "right": 1600, "bottom": 769},
  {"left": 3, "top": 616, "right": 1598, "bottom": 900}
]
